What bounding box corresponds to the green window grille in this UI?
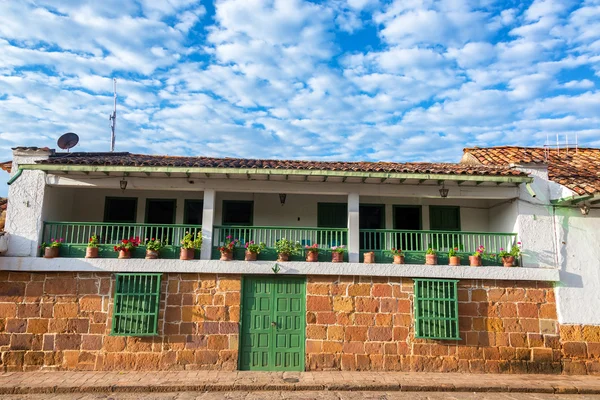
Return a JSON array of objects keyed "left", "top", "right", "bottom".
[
  {"left": 111, "top": 273, "right": 162, "bottom": 336},
  {"left": 413, "top": 279, "right": 460, "bottom": 340}
]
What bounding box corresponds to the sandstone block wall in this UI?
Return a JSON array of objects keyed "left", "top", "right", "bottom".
[
  {"left": 0, "top": 272, "right": 240, "bottom": 371},
  {"left": 305, "top": 276, "right": 600, "bottom": 374}
]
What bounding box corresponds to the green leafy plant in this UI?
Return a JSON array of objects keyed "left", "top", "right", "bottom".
[
  {"left": 472, "top": 245, "right": 485, "bottom": 257},
  {"left": 426, "top": 247, "right": 437, "bottom": 255},
  {"left": 87, "top": 235, "right": 99, "bottom": 249},
  {"left": 448, "top": 247, "right": 459, "bottom": 257},
  {"left": 181, "top": 231, "right": 202, "bottom": 250},
  {"left": 331, "top": 245, "right": 346, "bottom": 254},
  {"left": 274, "top": 238, "right": 301, "bottom": 255},
  {"left": 305, "top": 243, "right": 319, "bottom": 253},
  {"left": 389, "top": 247, "right": 403, "bottom": 256},
  {"left": 219, "top": 235, "right": 239, "bottom": 253},
  {"left": 499, "top": 242, "right": 521, "bottom": 258},
  {"left": 41, "top": 238, "right": 64, "bottom": 249},
  {"left": 113, "top": 237, "right": 140, "bottom": 252},
  {"left": 145, "top": 238, "right": 164, "bottom": 252},
  {"left": 245, "top": 241, "right": 266, "bottom": 254}
]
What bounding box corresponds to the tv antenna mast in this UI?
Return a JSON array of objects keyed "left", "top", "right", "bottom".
[{"left": 109, "top": 78, "right": 117, "bottom": 152}]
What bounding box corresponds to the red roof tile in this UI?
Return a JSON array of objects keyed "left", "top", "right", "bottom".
[
  {"left": 0, "top": 161, "right": 11, "bottom": 174},
  {"left": 462, "top": 146, "right": 600, "bottom": 195},
  {"left": 35, "top": 152, "right": 528, "bottom": 177}
]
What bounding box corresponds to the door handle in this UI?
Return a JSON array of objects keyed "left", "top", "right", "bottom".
[{"left": 271, "top": 322, "right": 277, "bottom": 328}]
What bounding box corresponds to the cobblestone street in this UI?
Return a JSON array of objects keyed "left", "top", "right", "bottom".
[{"left": 3, "top": 392, "right": 600, "bottom": 400}]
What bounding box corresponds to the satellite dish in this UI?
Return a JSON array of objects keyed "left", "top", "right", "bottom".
[{"left": 57, "top": 132, "right": 79, "bottom": 152}]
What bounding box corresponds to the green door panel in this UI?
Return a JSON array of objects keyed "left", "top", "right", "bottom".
[
  {"left": 317, "top": 203, "right": 347, "bottom": 228},
  {"left": 240, "top": 276, "right": 305, "bottom": 371},
  {"left": 429, "top": 206, "right": 460, "bottom": 231}
]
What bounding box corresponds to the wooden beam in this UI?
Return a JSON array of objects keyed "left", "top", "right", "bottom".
[
  {"left": 342, "top": 176, "right": 348, "bottom": 183},
  {"left": 361, "top": 177, "right": 368, "bottom": 183},
  {"left": 144, "top": 172, "right": 151, "bottom": 177},
  {"left": 21, "top": 164, "right": 534, "bottom": 184},
  {"left": 456, "top": 180, "right": 465, "bottom": 185},
  {"left": 418, "top": 179, "right": 427, "bottom": 184},
  {"left": 398, "top": 178, "right": 406, "bottom": 184},
  {"left": 475, "top": 181, "right": 484, "bottom": 186},
  {"left": 164, "top": 172, "right": 170, "bottom": 177},
  {"left": 380, "top": 178, "right": 386, "bottom": 183}
]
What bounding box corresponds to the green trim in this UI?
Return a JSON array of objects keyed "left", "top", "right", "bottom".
[
  {"left": 222, "top": 200, "right": 254, "bottom": 226},
  {"left": 392, "top": 205, "right": 423, "bottom": 230},
  {"left": 6, "top": 168, "right": 23, "bottom": 185},
  {"left": 104, "top": 197, "right": 138, "bottom": 223},
  {"left": 144, "top": 198, "right": 177, "bottom": 224},
  {"left": 111, "top": 273, "right": 162, "bottom": 336},
  {"left": 413, "top": 279, "right": 460, "bottom": 340},
  {"left": 19, "top": 163, "right": 534, "bottom": 183},
  {"left": 551, "top": 194, "right": 596, "bottom": 206}
]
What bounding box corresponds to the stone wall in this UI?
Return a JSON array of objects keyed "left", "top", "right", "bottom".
[
  {"left": 305, "top": 276, "right": 600, "bottom": 374},
  {"left": 0, "top": 272, "right": 240, "bottom": 371},
  {"left": 0, "top": 272, "right": 598, "bottom": 373}
]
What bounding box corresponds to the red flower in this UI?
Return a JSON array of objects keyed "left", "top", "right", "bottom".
[{"left": 122, "top": 239, "right": 129, "bottom": 244}]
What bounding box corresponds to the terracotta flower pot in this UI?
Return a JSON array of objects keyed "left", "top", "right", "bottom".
[
  {"left": 180, "top": 248, "right": 195, "bottom": 260},
  {"left": 85, "top": 247, "right": 98, "bottom": 259},
  {"left": 363, "top": 252, "right": 375, "bottom": 264},
  {"left": 245, "top": 251, "right": 258, "bottom": 261},
  {"left": 393, "top": 255, "right": 405, "bottom": 264},
  {"left": 449, "top": 256, "right": 461, "bottom": 266},
  {"left": 469, "top": 255, "right": 482, "bottom": 267},
  {"left": 502, "top": 256, "right": 515, "bottom": 267},
  {"left": 277, "top": 253, "right": 290, "bottom": 262},
  {"left": 306, "top": 251, "right": 319, "bottom": 262},
  {"left": 425, "top": 254, "right": 437, "bottom": 265},
  {"left": 145, "top": 250, "right": 159, "bottom": 259},
  {"left": 118, "top": 250, "right": 131, "bottom": 259},
  {"left": 44, "top": 247, "right": 59, "bottom": 258},
  {"left": 220, "top": 250, "right": 233, "bottom": 261},
  {"left": 332, "top": 252, "right": 344, "bottom": 263}
]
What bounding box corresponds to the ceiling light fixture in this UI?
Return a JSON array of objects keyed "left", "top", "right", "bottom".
[{"left": 439, "top": 182, "right": 449, "bottom": 198}]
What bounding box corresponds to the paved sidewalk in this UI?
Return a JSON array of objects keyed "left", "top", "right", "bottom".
[{"left": 0, "top": 371, "right": 599, "bottom": 395}]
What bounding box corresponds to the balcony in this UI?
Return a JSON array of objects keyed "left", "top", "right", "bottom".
[{"left": 43, "top": 222, "right": 517, "bottom": 266}]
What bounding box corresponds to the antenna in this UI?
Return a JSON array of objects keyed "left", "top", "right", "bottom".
[
  {"left": 109, "top": 78, "right": 117, "bottom": 152},
  {"left": 57, "top": 132, "right": 79, "bottom": 153}
]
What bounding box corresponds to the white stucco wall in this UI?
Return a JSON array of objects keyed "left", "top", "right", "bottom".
[
  {"left": 554, "top": 207, "right": 600, "bottom": 325},
  {"left": 4, "top": 149, "right": 52, "bottom": 256}
]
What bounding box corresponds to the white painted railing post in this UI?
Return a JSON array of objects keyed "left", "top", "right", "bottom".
[
  {"left": 347, "top": 193, "right": 360, "bottom": 263},
  {"left": 200, "top": 189, "right": 216, "bottom": 260}
]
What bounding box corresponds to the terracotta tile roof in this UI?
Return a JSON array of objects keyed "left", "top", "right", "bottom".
[
  {"left": 0, "top": 161, "right": 11, "bottom": 174},
  {"left": 35, "top": 152, "right": 528, "bottom": 177},
  {"left": 0, "top": 198, "right": 6, "bottom": 212},
  {"left": 462, "top": 146, "right": 600, "bottom": 195}
]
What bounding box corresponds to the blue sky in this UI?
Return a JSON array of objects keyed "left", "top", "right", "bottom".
[{"left": 1, "top": 0, "right": 600, "bottom": 196}]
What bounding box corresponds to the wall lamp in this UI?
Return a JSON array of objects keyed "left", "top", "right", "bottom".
[
  {"left": 439, "top": 182, "right": 449, "bottom": 198},
  {"left": 279, "top": 193, "right": 287, "bottom": 206}
]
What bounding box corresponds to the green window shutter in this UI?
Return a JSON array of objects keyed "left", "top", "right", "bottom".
[
  {"left": 111, "top": 273, "right": 162, "bottom": 336},
  {"left": 413, "top": 279, "right": 460, "bottom": 340}
]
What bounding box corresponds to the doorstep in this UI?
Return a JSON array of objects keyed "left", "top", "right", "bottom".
[
  {"left": 0, "top": 257, "right": 560, "bottom": 281},
  {"left": 0, "top": 371, "right": 597, "bottom": 394}
]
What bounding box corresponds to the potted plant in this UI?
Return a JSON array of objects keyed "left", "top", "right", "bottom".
[
  {"left": 145, "top": 238, "right": 163, "bottom": 259},
  {"left": 219, "top": 235, "right": 239, "bottom": 261},
  {"left": 331, "top": 245, "right": 346, "bottom": 263},
  {"left": 113, "top": 237, "right": 140, "bottom": 259},
  {"left": 86, "top": 235, "right": 99, "bottom": 258},
  {"left": 469, "top": 245, "right": 484, "bottom": 267},
  {"left": 425, "top": 247, "right": 437, "bottom": 265},
  {"left": 305, "top": 244, "right": 320, "bottom": 262},
  {"left": 499, "top": 242, "right": 521, "bottom": 267},
  {"left": 274, "top": 238, "right": 301, "bottom": 261},
  {"left": 448, "top": 247, "right": 461, "bottom": 266},
  {"left": 389, "top": 248, "right": 404, "bottom": 264},
  {"left": 363, "top": 251, "right": 375, "bottom": 264},
  {"left": 245, "top": 241, "right": 265, "bottom": 261},
  {"left": 180, "top": 231, "right": 202, "bottom": 260},
  {"left": 41, "top": 238, "right": 63, "bottom": 258}
]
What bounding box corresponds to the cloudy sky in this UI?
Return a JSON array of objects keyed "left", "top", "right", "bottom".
[{"left": 1, "top": 0, "right": 599, "bottom": 196}]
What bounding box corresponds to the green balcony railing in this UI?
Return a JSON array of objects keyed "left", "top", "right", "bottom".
[
  {"left": 42, "top": 222, "right": 202, "bottom": 259},
  {"left": 212, "top": 225, "right": 348, "bottom": 261},
  {"left": 360, "top": 229, "right": 518, "bottom": 265}
]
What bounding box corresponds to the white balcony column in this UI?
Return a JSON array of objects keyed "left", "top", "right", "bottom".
[
  {"left": 200, "top": 189, "right": 216, "bottom": 260},
  {"left": 5, "top": 148, "right": 53, "bottom": 257},
  {"left": 347, "top": 192, "right": 360, "bottom": 263}
]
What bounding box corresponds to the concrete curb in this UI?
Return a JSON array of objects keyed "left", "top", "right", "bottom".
[{"left": 0, "top": 382, "right": 599, "bottom": 395}]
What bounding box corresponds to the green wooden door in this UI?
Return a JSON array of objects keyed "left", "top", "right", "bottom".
[
  {"left": 240, "top": 276, "right": 305, "bottom": 371},
  {"left": 429, "top": 206, "right": 460, "bottom": 231}
]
